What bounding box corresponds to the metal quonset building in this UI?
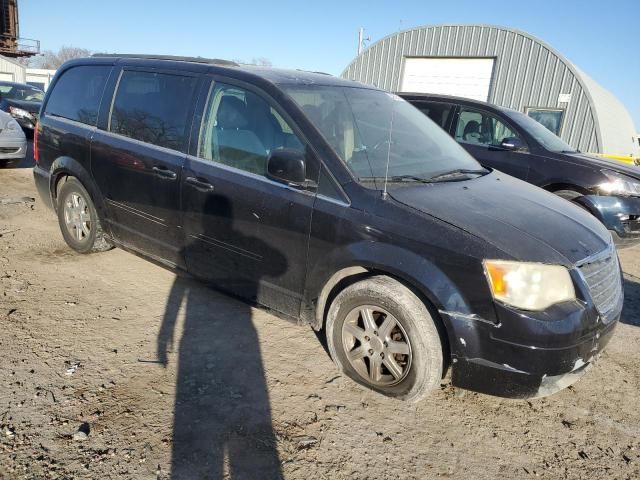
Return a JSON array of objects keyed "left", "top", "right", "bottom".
[{"left": 342, "top": 24, "right": 639, "bottom": 158}]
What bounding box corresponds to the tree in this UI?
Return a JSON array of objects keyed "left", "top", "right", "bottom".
[
  {"left": 232, "top": 57, "right": 273, "bottom": 67},
  {"left": 29, "top": 46, "right": 92, "bottom": 69}
]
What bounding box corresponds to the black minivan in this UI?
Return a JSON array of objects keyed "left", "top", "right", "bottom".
[
  {"left": 33, "top": 55, "right": 622, "bottom": 400},
  {"left": 400, "top": 93, "right": 640, "bottom": 247}
]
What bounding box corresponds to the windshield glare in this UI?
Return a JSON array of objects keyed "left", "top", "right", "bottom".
[
  {"left": 284, "top": 86, "right": 481, "bottom": 185},
  {"left": 507, "top": 109, "right": 576, "bottom": 153},
  {"left": 0, "top": 85, "right": 45, "bottom": 102}
]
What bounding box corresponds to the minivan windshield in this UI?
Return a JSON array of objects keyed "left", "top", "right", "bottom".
[
  {"left": 284, "top": 86, "right": 485, "bottom": 186},
  {"left": 506, "top": 109, "right": 578, "bottom": 153},
  {"left": 0, "top": 84, "right": 44, "bottom": 102}
]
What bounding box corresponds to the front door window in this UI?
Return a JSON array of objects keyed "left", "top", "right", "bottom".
[
  {"left": 198, "top": 82, "right": 311, "bottom": 178},
  {"left": 455, "top": 108, "right": 522, "bottom": 148}
]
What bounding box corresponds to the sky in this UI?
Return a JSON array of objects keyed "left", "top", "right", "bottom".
[{"left": 20, "top": 0, "right": 640, "bottom": 129}]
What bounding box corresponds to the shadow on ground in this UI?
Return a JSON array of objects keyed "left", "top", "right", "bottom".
[
  {"left": 156, "top": 191, "right": 288, "bottom": 479},
  {"left": 622, "top": 277, "right": 640, "bottom": 326},
  {"left": 158, "top": 274, "right": 283, "bottom": 479}
]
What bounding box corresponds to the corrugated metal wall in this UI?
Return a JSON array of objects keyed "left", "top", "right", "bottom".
[
  {"left": 342, "top": 25, "right": 600, "bottom": 153},
  {"left": 0, "top": 55, "right": 25, "bottom": 82}
]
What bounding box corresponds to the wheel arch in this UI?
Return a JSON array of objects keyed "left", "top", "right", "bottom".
[
  {"left": 306, "top": 244, "right": 474, "bottom": 372},
  {"left": 542, "top": 182, "right": 592, "bottom": 196},
  {"left": 49, "top": 156, "right": 106, "bottom": 213},
  {"left": 312, "top": 263, "right": 454, "bottom": 376},
  {"left": 48, "top": 155, "right": 114, "bottom": 239}
]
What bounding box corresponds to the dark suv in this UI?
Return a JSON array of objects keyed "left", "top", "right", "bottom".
[
  {"left": 33, "top": 55, "right": 622, "bottom": 400},
  {"left": 400, "top": 93, "right": 640, "bottom": 247}
]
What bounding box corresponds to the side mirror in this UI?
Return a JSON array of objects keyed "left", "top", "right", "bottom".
[
  {"left": 500, "top": 137, "right": 526, "bottom": 151},
  {"left": 266, "top": 148, "right": 306, "bottom": 186}
]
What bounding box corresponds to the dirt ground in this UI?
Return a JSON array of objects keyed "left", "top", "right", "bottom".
[{"left": 0, "top": 168, "right": 639, "bottom": 479}]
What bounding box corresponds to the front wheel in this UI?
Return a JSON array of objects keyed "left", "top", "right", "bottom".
[
  {"left": 57, "top": 177, "right": 112, "bottom": 254},
  {"left": 326, "top": 275, "right": 443, "bottom": 402}
]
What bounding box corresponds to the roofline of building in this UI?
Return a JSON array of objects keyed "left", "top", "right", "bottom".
[
  {"left": 0, "top": 54, "right": 28, "bottom": 68},
  {"left": 343, "top": 23, "right": 604, "bottom": 150}
]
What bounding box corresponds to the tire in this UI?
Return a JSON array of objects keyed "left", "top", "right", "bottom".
[
  {"left": 0, "top": 159, "right": 18, "bottom": 168},
  {"left": 326, "top": 275, "right": 443, "bottom": 402},
  {"left": 555, "top": 189, "right": 590, "bottom": 213},
  {"left": 555, "top": 189, "right": 582, "bottom": 202},
  {"left": 57, "top": 177, "right": 112, "bottom": 254}
]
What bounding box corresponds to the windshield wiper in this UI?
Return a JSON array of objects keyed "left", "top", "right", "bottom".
[
  {"left": 359, "top": 170, "right": 488, "bottom": 184},
  {"left": 359, "top": 175, "right": 433, "bottom": 183},
  {"left": 425, "top": 168, "right": 489, "bottom": 182}
]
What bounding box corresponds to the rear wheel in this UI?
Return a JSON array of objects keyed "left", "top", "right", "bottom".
[
  {"left": 326, "top": 275, "right": 443, "bottom": 402},
  {"left": 57, "top": 177, "right": 112, "bottom": 254}
]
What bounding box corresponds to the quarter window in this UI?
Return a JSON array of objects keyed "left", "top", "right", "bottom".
[
  {"left": 198, "top": 82, "right": 308, "bottom": 178},
  {"left": 455, "top": 108, "right": 521, "bottom": 147},
  {"left": 525, "top": 108, "right": 564, "bottom": 136},
  {"left": 109, "top": 70, "right": 196, "bottom": 152},
  {"left": 45, "top": 66, "right": 111, "bottom": 126}
]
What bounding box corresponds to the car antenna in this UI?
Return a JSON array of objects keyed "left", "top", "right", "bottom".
[{"left": 381, "top": 97, "right": 396, "bottom": 200}]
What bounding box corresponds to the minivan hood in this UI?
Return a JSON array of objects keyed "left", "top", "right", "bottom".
[
  {"left": 389, "top": 171, "right": 611, "bottom": 266},
  {"left": 564, "top": 152, "right": 640, "bottom": 178}
]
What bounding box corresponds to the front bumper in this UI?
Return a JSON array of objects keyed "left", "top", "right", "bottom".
[
  {"left": 442, "top": 267, "right": 621, "bottom": 398},
  {"left": 0, "top": 136, "right": 27, "bottom": 162},
  {"left": 577, "top": 194, "right": 640, "bottom": 247},
  {"left": 446, "top": 308, "right": 617, "bottom": 398}
]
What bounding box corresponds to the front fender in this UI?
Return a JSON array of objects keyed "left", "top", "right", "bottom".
[{"left": 304, "top": 240, "right": 494, "bottom": 359}]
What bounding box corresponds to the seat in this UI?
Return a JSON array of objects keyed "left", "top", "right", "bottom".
[
  {"left": 244, "top": 92, "right": 284, "bottom": 153},
  {"left": 462, "top": 120, "right": 482, "bottom": 144},
  {"left": 215, "top": 96, "right": 267, "bottom": 175}
]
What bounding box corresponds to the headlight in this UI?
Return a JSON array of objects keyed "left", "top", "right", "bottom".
[
  {"left": 8, "top": 106, "right": 32, "bottom": 119},
  {"left": 483, "top": 260, "right": 576, "bottom": 311},
  {"left": 599, "top": 170, "right": 640, "bottom": 196}
]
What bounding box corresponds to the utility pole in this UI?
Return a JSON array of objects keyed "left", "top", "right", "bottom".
[{"left": 357, "top": 27, "right": 369, "bottom": 55}]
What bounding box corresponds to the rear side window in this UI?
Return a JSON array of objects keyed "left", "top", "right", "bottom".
[
  {"left": 109, "top": 70, "right": 196, "bottom": 152},
  {"left": 45, "top": 66, "right": 111, "bottom": 126}
]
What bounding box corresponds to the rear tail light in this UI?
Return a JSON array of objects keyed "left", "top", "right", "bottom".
[{"left": 33, "top": 122, "right": 39, "bottom": 164}]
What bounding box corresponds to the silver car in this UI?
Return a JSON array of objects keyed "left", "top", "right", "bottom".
[{"left": 0, "top": 109, "right": 27, "bottom": 167}]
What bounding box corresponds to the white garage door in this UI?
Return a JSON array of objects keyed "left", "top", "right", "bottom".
[
  {"left": 400, "top": 58, "right": 495, "bottom": 101},
  {"left": 0, "top": 72, "right": 14, "bottom": 82}
]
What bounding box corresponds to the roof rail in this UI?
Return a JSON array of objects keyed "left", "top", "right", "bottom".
[
  {"left": 91, "top": 53, "right": 239, "bottom": 67},
  {"left": 299, "top": 69, "right": 332, "bottom": 76}
]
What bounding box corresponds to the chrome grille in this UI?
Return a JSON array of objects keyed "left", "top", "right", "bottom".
[{"left": 578, "top": 247, "right": 623, "bottom": 324}]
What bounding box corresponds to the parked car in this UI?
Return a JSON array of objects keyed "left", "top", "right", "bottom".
[
  {"left": 400, "top": 93, "right": 640, "bottom": 247},
  {"left": 0, "top": 81, "right": 44, "bottom": 132},
  {"left": 33, "top": 55, "right": 621, "bottom": 401},
  {"left": 0, "top": 109, "right": 27, "bottom": 167}
]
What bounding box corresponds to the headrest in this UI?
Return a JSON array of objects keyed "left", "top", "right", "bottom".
[
  {"left": 463, "top": 120, "right": 480, "bottom": 136},
  {"left": 217, "top": 96, "right": 249, "bottom": 129}
]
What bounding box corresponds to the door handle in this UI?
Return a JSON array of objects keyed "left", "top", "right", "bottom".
[
  {"left": 185, "top": 176, "right": 215, "bottom": 191},
  {"left": 152, "top": 166, "right": 177, "bottom": 180}
]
